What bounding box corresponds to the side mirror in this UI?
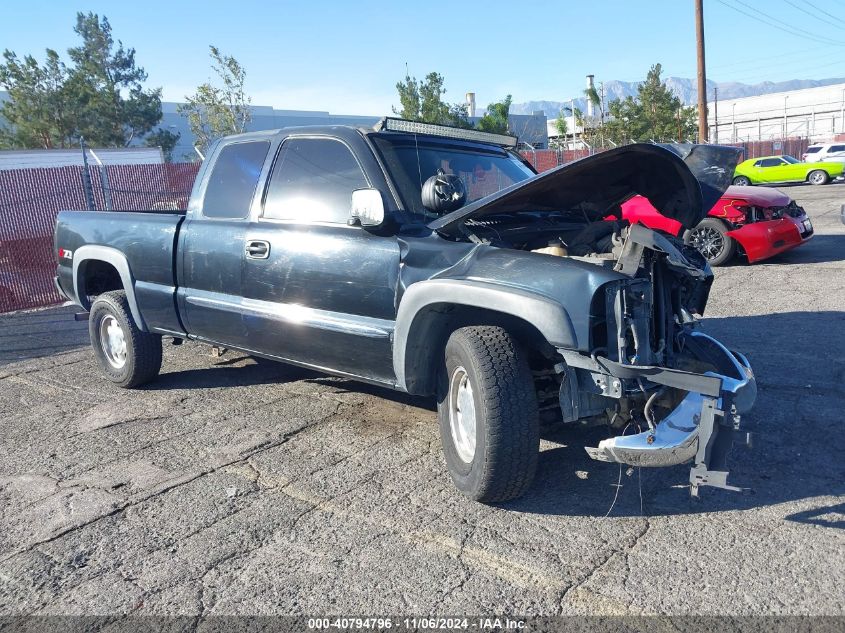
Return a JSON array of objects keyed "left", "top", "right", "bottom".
[{"left": 350, "top": 188, "right": 385, "bottom": 227}]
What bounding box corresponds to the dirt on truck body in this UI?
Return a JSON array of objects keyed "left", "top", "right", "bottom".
[{"left": 54, "top": 118, "right": 755, "bottom": 502}]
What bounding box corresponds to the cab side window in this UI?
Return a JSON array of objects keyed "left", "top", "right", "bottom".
[
  {"left": 757, "top": 158, "right": 783, "bottom": 168},
  {"left": 263, "top": 137, "right": 368, "bottom": 224},
  {"left": 202, "top": 141, "right": 270, "bottom": 219}
]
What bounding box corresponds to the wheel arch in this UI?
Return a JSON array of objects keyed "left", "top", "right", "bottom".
[
  {"left": 394, "top": 279, "right": 576, "bottom": 395},
  {"left": 73, "top": 245, "right": 147, "bottom": 330}
]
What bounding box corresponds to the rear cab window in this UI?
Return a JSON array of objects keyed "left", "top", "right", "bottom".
[
  {"left": 202, "top": 141, "right": 271, "bottom": 218},
  {"left": 805, "top": 147, "right": 822, "bottom": 154}
]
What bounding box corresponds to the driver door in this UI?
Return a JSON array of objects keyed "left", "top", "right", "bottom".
[
  {"left": 240, "top": 135, "right": 400, "bottom": 383},
  {"left": 754, "top": 157, "right": 785, "bottom": 183}
]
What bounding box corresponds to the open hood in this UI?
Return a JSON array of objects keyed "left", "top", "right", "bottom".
[{"left": 429, "top": 143, "right": 743, "bottom": 234}]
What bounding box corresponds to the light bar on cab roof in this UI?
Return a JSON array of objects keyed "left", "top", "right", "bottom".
[{"left": 374, "top": 117, "right": 518, "bottom": 148}]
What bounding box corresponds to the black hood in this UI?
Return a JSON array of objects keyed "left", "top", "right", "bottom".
[{"left": 428, "top": 143, "right": 742, "bottom": 234}]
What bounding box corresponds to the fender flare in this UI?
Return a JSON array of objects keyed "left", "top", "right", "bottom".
[
  {"left": 72, "top": 245, "right": 147, "bottom": 331},
  {"left": 393, "top": 279, "right": 577, "bottom": 393}
]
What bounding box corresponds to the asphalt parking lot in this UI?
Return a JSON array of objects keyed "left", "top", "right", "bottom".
[{"left": 1, "top": 184, "right": 843, "bottom": 618}]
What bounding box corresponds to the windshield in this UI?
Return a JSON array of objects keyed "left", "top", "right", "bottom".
[
  {"left": 782, "top": 155, "right": 799, "bottom": 164},
  {"left": 370, "top": 134, "right": 535, "bottom": 217}
]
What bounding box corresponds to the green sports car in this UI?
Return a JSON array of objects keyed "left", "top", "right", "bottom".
[{"left": 733, "top": 155, "right": 844, "bottom": 186}]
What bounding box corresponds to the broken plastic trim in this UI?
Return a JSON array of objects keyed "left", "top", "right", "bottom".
[{"left": 577, "top": 331, "right": 756, "bottom": 495}]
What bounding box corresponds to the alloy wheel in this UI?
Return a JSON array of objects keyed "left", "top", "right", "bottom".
[{"left": 689, "top": 225, "right": 725, "bottom": 262}]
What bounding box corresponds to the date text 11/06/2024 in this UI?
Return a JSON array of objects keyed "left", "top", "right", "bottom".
[{"left": 307, "top": 617, "right": 527, "bottom": 630}]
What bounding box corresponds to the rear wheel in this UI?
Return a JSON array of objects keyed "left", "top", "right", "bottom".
[
  {"left": 732, "top": 175, "right": 752, "bottom": 186},
  {"left": 89, "top": 290, "right": 162, "bottom": 388},
  {"left": 686, "top": 218, "right": 737, "bottom": 266},
  {"left": 437, "top": 326, "right": 540, "bottom": 503},
  {"left": 808, "top": 169, "right": 829, "bottom": 186}
]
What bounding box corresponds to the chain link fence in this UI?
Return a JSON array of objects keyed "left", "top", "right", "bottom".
[
  {"left": 0, "top": 162, "right": 199, "bottom": 313},
  {"left": 0, "top": 135, "right": 815, "bottom": 314}
]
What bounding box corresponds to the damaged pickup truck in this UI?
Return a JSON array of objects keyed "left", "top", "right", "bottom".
[{"left": 54, "top": 118, "right": 756, "bottom": 503}]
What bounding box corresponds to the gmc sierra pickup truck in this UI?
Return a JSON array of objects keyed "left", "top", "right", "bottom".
[{"left": 54, "top": 118, "right": 756, "bottom": 502}]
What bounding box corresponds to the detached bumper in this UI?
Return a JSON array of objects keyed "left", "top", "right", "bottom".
[{"left": 580, "top": 332, "right": 757, "bottom": 495}]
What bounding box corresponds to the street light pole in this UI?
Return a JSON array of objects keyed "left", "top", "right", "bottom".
[
  {"left": 784, "top": 96, "right": 789, "bottom": 139},
  {"left": 732, "top": 103, "right": 737, "bottom": 143},
  {"left": 695, "top": 0, "right": 708, "bottom": 142},
  {"left": 713, "top": 86, "right": 719, "bottom": 143},
  {"left": 840, "top": 88, "right": 844, "bottom": 135}
]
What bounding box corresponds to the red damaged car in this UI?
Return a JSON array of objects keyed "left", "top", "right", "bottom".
[{"left": 622, "top": 185, "right": 813, "bottom": 265}]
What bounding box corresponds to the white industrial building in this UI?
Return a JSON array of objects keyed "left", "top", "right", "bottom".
[
  {"left": 708, "top": 82, "right": 845, "bottom": 144},
  {"left": 0, "top": 147, "right": 164, "bottom": 171}
]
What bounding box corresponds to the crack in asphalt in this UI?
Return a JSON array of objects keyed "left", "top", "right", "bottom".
[
  {"left": 558, "top": 517, "right": 652, "bottom": 613},
  {"left": 0, "top": 420, "right": 321, "bottom": 566}
]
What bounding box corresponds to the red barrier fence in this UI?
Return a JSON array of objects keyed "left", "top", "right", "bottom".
[
  {"left": 0, "top": 162, "right": 200, "bottom": 313},
  {"left": 0, "top": 137, "right": 814, "bottom": 314},
  {"left": 521, "top": 137, "right": 812, "bottom": 174},
  {"left": 726, "top": 137, "right": 811, "bottom": 161},
  {"left": 520, "top": 149, "right": 592, "bottom": 172}
]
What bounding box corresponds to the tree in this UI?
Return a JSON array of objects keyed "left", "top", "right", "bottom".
[
  {"left": 179, "top": 46, "right": 251, "bottom": 153},
  {"left": 66, "top": 12, "right": 162, "bottom": 147},
  {"left": 0, "top": 12, "right": 162, "bottom": 149},
  {"left": 603, "top": 64, "right": 696, "bottom": 144},
  {"left": 394, "top": 73, "right": 420, "bottom": 121},
  {"left": 0, "top": 49, "right": 74, "bottom": 148},
  {"left": 476, "top": 95, "right": 512, "bottom": 135},
  {"left": 393, "top": 70, "right": 471, "bottom": 127},
  {"left": 144, "top": 128, "right": 181, "bottom": 162},
  {"left": 555, "top": 110, "right": 568, "bottom": 137}
]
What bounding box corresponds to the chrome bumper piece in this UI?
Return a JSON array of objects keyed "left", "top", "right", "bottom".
[{"left": 584, "top": 332, "right": 756, "bottom": 496}]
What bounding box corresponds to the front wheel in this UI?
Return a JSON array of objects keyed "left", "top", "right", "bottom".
[
  {"left": 437, "top": 326, "right": 540, "bottom": 503},
  {"left": 685, "top": 218, "right": 737, "bottom": 266},
  {"left": 808, "top": 169, "right": 829, "bottom": 186},
  {"left": 89, "top": 290, "right": 162, "bottom": 388},
  {"left": 732, "top": 175, "right": 752, "bottom": 186}
]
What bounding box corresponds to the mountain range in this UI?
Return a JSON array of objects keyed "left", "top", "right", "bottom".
[{"left": 510, "top": 77, "right": 845, "bottom": 117}]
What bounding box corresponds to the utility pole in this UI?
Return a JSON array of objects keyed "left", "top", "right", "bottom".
[{"left": 695, "top": 0, "right": 708, "bottom": 142}]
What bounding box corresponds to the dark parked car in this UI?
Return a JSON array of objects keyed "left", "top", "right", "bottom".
[{"left": 54, "top": 120, "right": 756, "bottom": 502}]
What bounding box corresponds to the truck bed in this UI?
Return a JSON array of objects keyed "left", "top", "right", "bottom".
[{"left": 55, "top": 210, "right": 185, "bottom": 334}]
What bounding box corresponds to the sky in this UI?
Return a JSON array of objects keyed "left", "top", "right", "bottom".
[{"left": 2, "top": 0, "right": 845, "bottom": 115}]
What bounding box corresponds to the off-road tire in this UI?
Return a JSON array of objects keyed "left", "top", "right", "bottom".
[
  {"left": 732, "top": 175, "right": 752, "bottom": 186},
  {"left": 437, "top": 326, "right": 540, "bottom": 503},
  {"left": 808, "top": 169, "right": 829, "bottom": 186},
  {"left": 89, "top": 290, "right": 162, "bottom": 388},
  {"left": 685, "top": 218, "right": 737, "bottom": 267}
]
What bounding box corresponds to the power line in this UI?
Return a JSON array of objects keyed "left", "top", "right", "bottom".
[
  {"left": 782, "top": 0, "right": 844, "bottom": 28},
  {"left": 707, "top": 44, "right": 829, "bottom": 71},
  {"left": 724, "top": 59, "right": 845, "bottom": 83},
  {"left": 714, "top": 0, "right": 845, "bottom": 46},
  {"left": 803, "top": 0, "right": 845, "bottom": 27},
  {"left": 731, "top": 0, "right": 843, "bottom": 40}
]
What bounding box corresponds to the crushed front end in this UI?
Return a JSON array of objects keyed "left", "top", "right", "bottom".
[{"left": 559, "top": 224, "right": 757, "bottom": 496}]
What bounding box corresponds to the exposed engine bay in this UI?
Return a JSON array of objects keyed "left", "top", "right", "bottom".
[
  {"left": 460, "top": 213, "right": 720, "bottom": 421},
  {"left": 426, "top": 143, "right": 756, "bottom": 495},
  {"left": 460, "top": 212, "right": 754, "bottom": 497}
]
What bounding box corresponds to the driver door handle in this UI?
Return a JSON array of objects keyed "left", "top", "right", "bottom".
[{"left": 246, "top": 240, "right": 270, "bottom": 259}]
